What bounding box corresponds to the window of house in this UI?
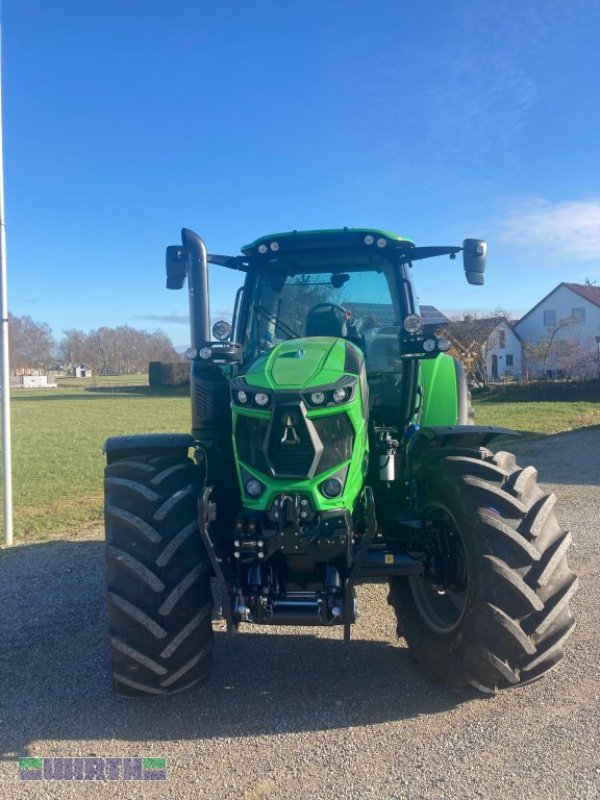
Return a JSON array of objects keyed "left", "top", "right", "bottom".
[
  {"left": 498, "top": 329, "right": 506, "bottom": 348},
  {"left": 544, "top": 310, "right": 556, "bottom": 326},
  {"left": 572, "top": 307, "right": 585, "bottom": 323},
  {"left": 506, "top": 354, "right": 514, "bottom": 367}
]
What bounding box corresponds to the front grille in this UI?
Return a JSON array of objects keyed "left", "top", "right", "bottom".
[
  {"left": 312, "top": 414, "right": 354, "bottom": 474},
  {"left": 235, "top": 416, "right": 270, "bottom": 474},
  {"left": 267, "top": 407, "right": 316, "bottom": 477},
  {"left": 236, "top": 406, "right": 355, "bottom": 481}
]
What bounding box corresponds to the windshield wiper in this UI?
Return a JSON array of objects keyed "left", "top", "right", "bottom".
[{"left": 254, "top": 305, "right": 300, "bottom": 339}]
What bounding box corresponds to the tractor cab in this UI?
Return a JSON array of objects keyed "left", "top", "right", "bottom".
[{"left": 235, "top": 229, "right": 411, "bottom": 371}]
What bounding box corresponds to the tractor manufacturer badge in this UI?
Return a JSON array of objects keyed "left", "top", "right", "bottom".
[{"left": 280, "top": 414, "right": 300, "bottom": 445}]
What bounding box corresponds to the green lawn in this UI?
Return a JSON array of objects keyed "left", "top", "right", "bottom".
[
  {"left": 473, "top": 399, "right": 600, "bottom": 436},
  {"left": 3, "top": 386, "right": 190, "bottom": 540},
  {"left": 1, "top": 387, "right": 599, "bottom": 541}
]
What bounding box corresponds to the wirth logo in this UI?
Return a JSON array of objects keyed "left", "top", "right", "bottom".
[{"left": 18, "top": 757, "right": 167, "bottom": 781}]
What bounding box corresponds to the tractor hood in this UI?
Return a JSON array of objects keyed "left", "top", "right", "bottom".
[{"left": 243, "top": 337, "right": 354, "bottom": 390}]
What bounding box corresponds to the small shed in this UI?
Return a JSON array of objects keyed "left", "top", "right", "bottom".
[
  {"left": 20, "top": 375, "right": 49, "bottom": 388},
  {"left": 74, "top": 364, "right": 92, "bottom": 378}
]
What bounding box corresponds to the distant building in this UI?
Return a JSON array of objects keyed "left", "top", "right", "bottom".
[
  {"left": 442, "top": 316, "right": 522, "bottom": 384},
  {"left": 514, "top": 282, "right": 600, "bottom": 379},
  {"left": 74, "top": 364, "right": 93, "bottom": 378},
  {"left": 20, "top": 375, "right": 49, "bottom": 388},
  {"left": 18, "top": 375, "right": 57, "bottom": 388}
]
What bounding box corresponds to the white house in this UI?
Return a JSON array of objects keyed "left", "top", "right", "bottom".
[
  {"left": 485, "top": 318, "right": 523, "bottom": 380},
  {"left": 444, "top": 316, "right": 522, "bottom": 383},
  {"left": 514, "top": 283, "right": 600, "bottom": 378}
]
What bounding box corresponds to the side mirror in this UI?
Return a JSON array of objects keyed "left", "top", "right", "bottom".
[
  {"left": 462, "top": 239, "right": 487, "bottom": 285},
  {"left": 166, "top": 245, "right": 188, "bottom": 290}
]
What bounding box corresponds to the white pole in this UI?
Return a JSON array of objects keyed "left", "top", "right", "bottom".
[{"left": 0, "top": 16, "right": 14, "bottom": 546}]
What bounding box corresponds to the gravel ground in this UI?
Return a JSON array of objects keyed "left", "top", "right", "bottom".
[{"left": 1, "top": 428, "right": 599, "bottom": 800}]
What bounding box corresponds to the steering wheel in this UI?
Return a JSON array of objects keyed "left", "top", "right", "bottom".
[
  {"left": 305, "top": 302, "right": 351, "bottom": 338},
  {"left": 306, "top": 302, "right": 349, "bottom": 319}
]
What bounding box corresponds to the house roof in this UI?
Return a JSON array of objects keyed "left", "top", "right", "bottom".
[
  {"left": 515, "top": 282, "right": 600, "bottom": 327},
  {"left": 563, "top": 282, "right": 600, "bottom": 308},
  {"left": 342, "top": 302, "right": 449, "bottom": 327},
  {"left": 442, "top": 316, "right": 520, "bottom": 349}
]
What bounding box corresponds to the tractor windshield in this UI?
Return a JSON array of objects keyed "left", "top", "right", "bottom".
[{"left": 243, "top": 265, "right": 405, "bottom": 371}]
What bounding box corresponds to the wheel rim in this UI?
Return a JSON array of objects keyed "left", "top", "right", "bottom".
[{"left": 409, "top": 504, "right": 470, "bottom": 634}]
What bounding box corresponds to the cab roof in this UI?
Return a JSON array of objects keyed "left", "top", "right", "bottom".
[{"left": 242, "top": 227, "right": 415, "bottom": 257}]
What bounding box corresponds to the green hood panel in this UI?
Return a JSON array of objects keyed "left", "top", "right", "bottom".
[
  {"left": 245, "top": 337, "right": 348, "bottom": 390},
  {"left": 232, "top": 336, "right": 368, "bottom": 514}
]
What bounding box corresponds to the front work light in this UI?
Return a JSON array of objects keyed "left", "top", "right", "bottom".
[
  {"left": 254, "top": 392, "right": 270, "bottom": 407},
  {"left": 310, "top": 392, "right": 326, "bottom": 405},
  {"left": 237, "top": 390, "right": 248, "bottom": 404},
  {"left": 199, "top": 347, "right": 212, "bottom": 359},
  {"left": 403, "top": 314, "right": 423, "bottom": 334},
  {"left": 212, "top": 320, "right": 232, "bottom": 341},
  {"left": 332, "top": 387, "right": 348, "bottom": 403},
  {"left": 245, "top": 479, "right": 264, "bottom": 497},
  {"left": 321, "top": 478, "right": 343, "bottom": 498}
]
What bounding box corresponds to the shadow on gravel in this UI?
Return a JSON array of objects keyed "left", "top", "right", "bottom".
[
  {"left": 0, "top": 540, "right": 476, "bottom": 759},
  {"left": 508, "top": 424, "right": 600, "bottom": 487}
]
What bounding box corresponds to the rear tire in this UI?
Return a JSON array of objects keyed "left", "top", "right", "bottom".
[
  {"left": 389, "top": 448, "right": 577, "bottom": 693},
  {"left": 104, "top": 453, "right": 213, "bottom": 697}
]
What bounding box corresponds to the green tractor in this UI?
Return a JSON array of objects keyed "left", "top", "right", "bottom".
[{"left": 103, "top": 227, "right": 577, "bottom": 697}]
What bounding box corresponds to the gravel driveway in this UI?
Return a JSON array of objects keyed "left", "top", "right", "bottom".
[{"left": 1, "top": 428, "right": 598, "bottom": 800}]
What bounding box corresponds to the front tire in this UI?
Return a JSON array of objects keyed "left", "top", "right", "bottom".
[
  {"left": 389, "top": 448, "right": 578, "bottom": 693},
  {"left": 104, "top": 453, "right": 213, "bottom": 697}
]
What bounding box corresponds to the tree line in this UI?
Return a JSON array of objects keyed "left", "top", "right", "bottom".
[{"left": 8, "top": 314, "right": 180, "bottom": 375}]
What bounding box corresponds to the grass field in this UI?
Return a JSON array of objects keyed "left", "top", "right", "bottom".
[
  {"left": 3, "top": 385, "right": 190, "bottom": 540},
  {"left": 473, "top": 399, "right": 600, "bottom": 436},
  {"left": 1, "top": 385, "right": 599, "bottom": 541}
]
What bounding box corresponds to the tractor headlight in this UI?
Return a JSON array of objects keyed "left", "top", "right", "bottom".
[
  {"left": 245, "top": 479, "right": 264, "bottom": 497},
  {"left": 403, "top": 314, "right": 423, "bottom": 334},
  {"left": 184, "top": 347, "right": 197, "bottom": 360},
  {"left": 254, "top": 392, "right": 270, "bottom": 407},
  {"left": 437, "top": 338, "right": 451, "bottom": 352},
  {"left": 423, "top": 338, "right": 436, "bottom": 352},
  {"left": 321, "top": 478, "right": 343, "bottom": 498},
  {"left": 212, "top": 320, "right": 232, "bottom": 342},
  {"left": 310, "top": 391, "right": 327, "bottom": 405},
  {"left": 332, "top": 387, "right": 348, "bottom": 404},
  {"left": 236, "top": 390, "right": 248, "bottom": 404},
  {"left": 199, "top": 347, "right": 212, "bottom": 359}
]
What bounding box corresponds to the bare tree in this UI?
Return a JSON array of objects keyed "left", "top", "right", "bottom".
[
  {"left": 77, "top": 325, "right": 179, "bottom": 375},
  {"left": 443, "top": 312, "right": 508, "bottom": 387},
  {"left": 522, "top": 315, "right": 576, "bottom": 379},
  {"left": 58, "top": 329, "right": 88, "bottom": 371},
  {"left": 9, "top": 314, "right": 55, "bottom": 372}
]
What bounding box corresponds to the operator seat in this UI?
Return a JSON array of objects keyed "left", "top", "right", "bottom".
[{"left": 305, "top": 307, "right": 347, "bottom": 338}]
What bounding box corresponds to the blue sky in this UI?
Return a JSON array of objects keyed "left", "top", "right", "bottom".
[{"left": 3, "top": 0, "right": 599, "bottom": 346}]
